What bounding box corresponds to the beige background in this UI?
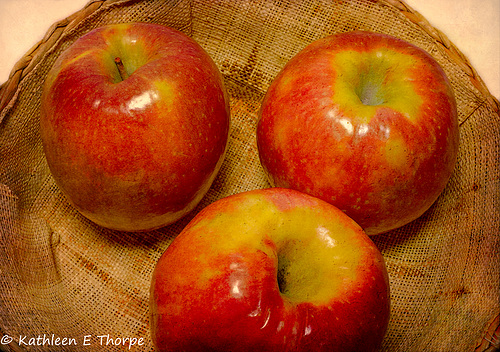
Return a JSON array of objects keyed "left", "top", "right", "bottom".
[{"left": 0, "top": 0, "right": 499, "bottom": 100}]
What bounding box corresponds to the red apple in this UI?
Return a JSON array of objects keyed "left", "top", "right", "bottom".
[
  {"left": 150, "top": 188, "right": 390, "bottom": 352},
  {"left": 257, "top": 31, "right": 459, "bottom": 235},
  {"left": 40, "top": 23, "right": 230, "bottom": 231}
]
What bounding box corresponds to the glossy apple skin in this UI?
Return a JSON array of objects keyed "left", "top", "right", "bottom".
[
  {"left": 150, "top": 188, "right": 390, "bottom": 352},
  {"left": 40, "top": 23, "right": 230, "bottom": 231},
  {"left": 257, "top": 31, "right": 459, "bottom": 235}
]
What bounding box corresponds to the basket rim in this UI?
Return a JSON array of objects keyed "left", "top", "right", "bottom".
[{"left": 0, "top": 0, "right": 499, "bottom": 114}]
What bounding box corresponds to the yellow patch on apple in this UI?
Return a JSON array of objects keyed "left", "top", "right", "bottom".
[{"left": 332, "top": 49, "right": 423, "bottom": 123}]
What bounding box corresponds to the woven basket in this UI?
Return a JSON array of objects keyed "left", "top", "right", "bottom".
[{"left": 1, "top": 1, "right": 498, "bottom": 351}]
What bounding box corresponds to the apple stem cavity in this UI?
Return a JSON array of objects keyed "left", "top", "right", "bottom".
[
  {"left": 357, "top": 81, "right": 385, "bottom": 106},
  {"left": 114, "top": 57, "right": 129, "bottom": 81},
  {"left": 277, "top": 263, "right": 287, "bottom": 295},
  {"left": 356, "top": 71, "right": 386, "bottom": 106}
]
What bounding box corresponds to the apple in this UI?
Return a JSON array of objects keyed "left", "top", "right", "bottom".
[
  {"left": 40, "top": 23, "right": 230, "bottom": 231},
  {"left": 150, "top": 187, "right": 390, "bottom": 352},
  {"left": 256, "top": 31, "right": 459, "bottom": 235}
]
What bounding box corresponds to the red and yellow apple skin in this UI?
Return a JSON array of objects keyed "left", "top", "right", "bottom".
[
  {"left": 40, "top": 23, "right": 230, "bottom": 232},
  {"left": 257, "top": 31, "right": 459, "bottom": 235},
  {"left": 150, "top": 188, "right": 390, "bottom": 352}
]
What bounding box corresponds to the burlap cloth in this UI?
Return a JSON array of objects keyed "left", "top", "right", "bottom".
[{"left": 0, "top": 1, "right": 498, "bottom": 351}]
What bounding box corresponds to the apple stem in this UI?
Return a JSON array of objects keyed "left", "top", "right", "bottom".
[{"left": 114, "top": 57, "right": 129, "bottom": 81}]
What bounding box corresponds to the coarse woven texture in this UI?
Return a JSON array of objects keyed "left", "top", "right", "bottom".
[{"left": 0, "top": 0, "right": 499, "bottom": 351}]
